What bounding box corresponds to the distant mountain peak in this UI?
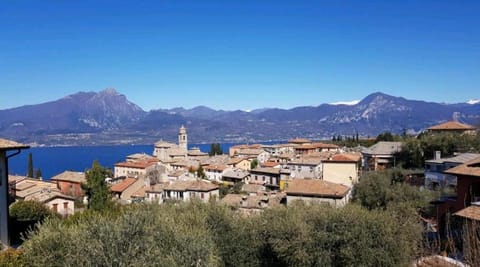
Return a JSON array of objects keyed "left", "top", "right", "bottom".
[{"left": 1, "top": 90, "right": 480, "bottom": 146}]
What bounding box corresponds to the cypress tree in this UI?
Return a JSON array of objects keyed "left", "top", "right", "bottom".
[
  {"left": 27, "top": 153, "right": 34, "bottom": 178},
  {"left": 35, "top": 168, "right": 42, "bottom": 179}
]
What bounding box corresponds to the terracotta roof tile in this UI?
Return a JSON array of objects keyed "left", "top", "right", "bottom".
[
  {"left": 286, "top": 179, "right": 350, "bottom": 198},
  {"left": 327, "top": 153, "right": 362, "bottom": 162},
  {"left": 288, "top": 138, "right": 311, "bottom": 144},
  {"left": 454, "top": 204, "right": 480, "bottom": 221},
  {"left": 445, "top": 156, "right": 480, "bottom": 177},
  {"left": 428, "top": 121, "right": 476, "bottom": 131},
  {"left": 261, "top": 161, "right": 280, "bottom": 168},
  {"left": 132, "top": 186, "right": 146, "bottom": 198},
  {"left": 110, "top": 178, "right": 137, "bottom": 193},
  {"left": 51, "top": 171, "right": 86, "bottom": 183}
]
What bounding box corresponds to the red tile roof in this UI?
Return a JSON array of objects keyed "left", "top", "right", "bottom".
[
  {"left": 444, "top": 156, "right": 480, "bottom": 177},
  {"left": 261, "top": 161, "right": 280, "bottom": 168},
  {"left": 288, "top": 138, "right": 311, "bottom": 144},
  {"left": 326, "top": 153, "right": 362, "bottom": 163},
  {"left": 454, "top": 204, "right": 480, "bottom": 221},
  {"left": 110, "top": 178, "right": 137, "bottom": 193},
  {"left": 428, "top": 121, "right": 475, "bottom": 131}
]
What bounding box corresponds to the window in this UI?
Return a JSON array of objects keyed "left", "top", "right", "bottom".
[
  {"left": 201, "top": 193, "right": 204, "bottom": 199},
  {"left": 63, "top": 202, "right": 68, "bottom": 210},
  {"left": 52, "top": 203, "right": 58, "bottom": 212}
]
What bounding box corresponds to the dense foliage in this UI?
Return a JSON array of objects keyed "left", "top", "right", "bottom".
[
  {"left": 14, "top": 201, "right": 422, "bottom": 267},
  {"left": 209, "top": 143, "right": 223, "bottom": 156},
  {"left": 9, "top": 200, "right": 56, "bottom": 222},
  {"left": 396, "top": 132, "right": 480, "bottom": 169},
  {"left": 353, "top": 169, "right": 433, "bottom": 211},
  {"left": 81, "top": 160, "right": 113, "bottom": 211}
]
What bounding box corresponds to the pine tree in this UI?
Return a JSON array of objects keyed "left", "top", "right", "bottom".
[{"left": 27, "top": 153, "right": 34, "bottom": 178}]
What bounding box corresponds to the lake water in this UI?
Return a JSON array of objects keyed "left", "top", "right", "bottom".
[{"left": 7, "top": 143, "right": 238, "bottom": 180}]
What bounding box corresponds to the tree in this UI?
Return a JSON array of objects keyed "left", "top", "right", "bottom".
[
  {"left": 82, "top": 160, "right": 112, "bottom": 211},
  {"left": 209, "top": 143, "right": 223, "bottom": 156},
  {"left": 27, "top": 153, "right": 34, "bottom": 178},
  {"left": 352, "top": 169, "right": 433, "bottom": 211},
  {"left": 395, "top": 132, "right": 480, "bottom": 169},
  {"left": 376, "top": 131, "right": 395, "bottom": 142},
  {"left": 250, "top": 159, "right": 259, "bottom": 169},
  {"left": 9, "top": 200, "right": 55, "bottom": 222},
  {"left": 196, "top": 165, "right": 206, "bottom": 179},
  {"left": 35, "top": 168, "right": 42, "bottom": 179}
]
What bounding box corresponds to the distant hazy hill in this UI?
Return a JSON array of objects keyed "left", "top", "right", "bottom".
[{"left": 1, "top": 89, "right": 479, "bottom": 146}]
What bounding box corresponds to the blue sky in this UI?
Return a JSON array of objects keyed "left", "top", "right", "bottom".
[{"left": 1, "top": 0, "right": 479, "bottom": 111}]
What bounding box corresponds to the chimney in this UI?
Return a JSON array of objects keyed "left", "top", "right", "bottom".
[{"left": 434, "top": 151, "right": 441, "bottom": 160}]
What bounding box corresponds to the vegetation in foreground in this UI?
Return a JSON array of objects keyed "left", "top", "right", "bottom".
[{"left": 2, "top": 200, "right": 422, "bottom": 267}]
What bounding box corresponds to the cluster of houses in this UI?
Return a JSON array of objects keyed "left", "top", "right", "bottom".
[
  {"left": 107, "top": 127, "right": 362, "bottom": 211},
  {"left": 4, "top": 120, "right": 480, "bottom": 226}
]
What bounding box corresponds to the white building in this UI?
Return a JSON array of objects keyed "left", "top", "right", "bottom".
[
  {"left": 163, "top": 180, "right": 219, "bottom": 203},
  {"left": 287, "top": 157, "right": 323, "bottom": 179},
  {"left": 204, "top": 164, "right": 228, "bottom": 182}
]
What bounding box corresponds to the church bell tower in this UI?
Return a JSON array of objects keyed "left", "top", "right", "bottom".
[{"left": 178, "top": 125, "right": 187, "bottom": 151}]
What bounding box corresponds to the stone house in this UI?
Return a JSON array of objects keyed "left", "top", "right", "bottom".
[
  {"left": 50, "top": 171, "right": 86, "bottom": 198},
  {"left": 285, "top": 178, "right": 351, "bottom": 207}
]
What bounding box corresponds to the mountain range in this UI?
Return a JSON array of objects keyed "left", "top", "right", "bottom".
[{"left": 1, "top": 89, "right": 479, "bottom": 146}]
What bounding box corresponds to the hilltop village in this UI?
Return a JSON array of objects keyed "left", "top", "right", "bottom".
[
  {"left": 8, "top": 125, "right": 362, "bottom": 213},
  {"left": 6, "top": 121, "right": 480, "bottom": 216},
  {"left": 3, "top": 120, "right": 480, "bottom": 265}
]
